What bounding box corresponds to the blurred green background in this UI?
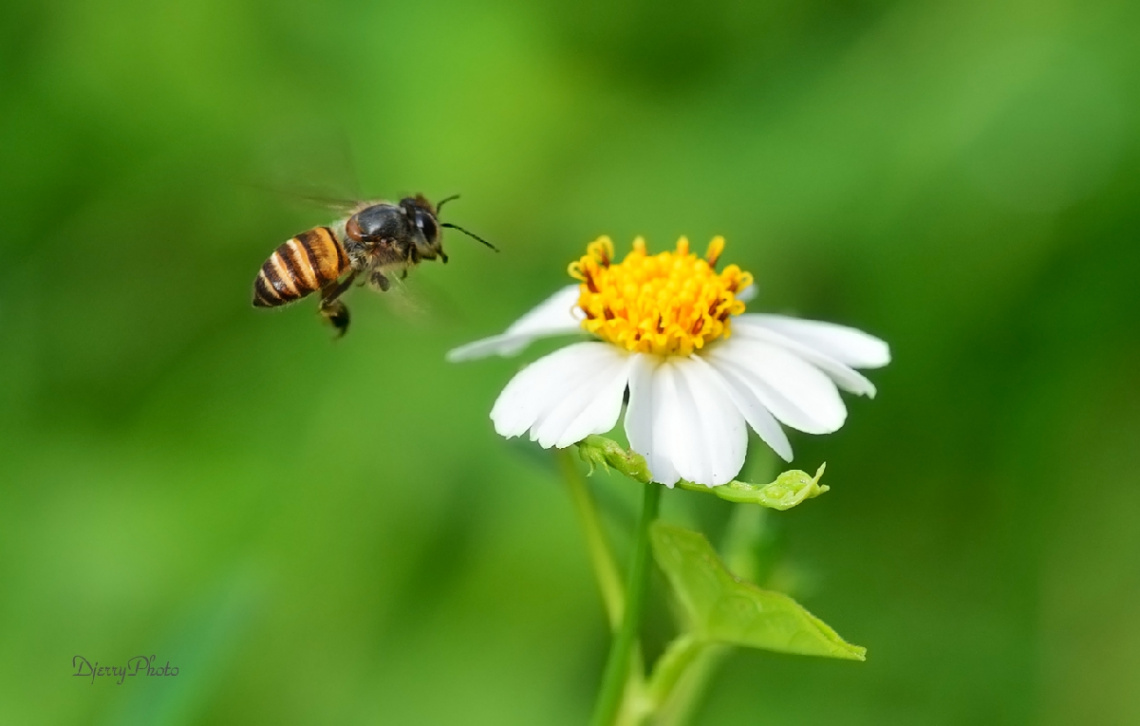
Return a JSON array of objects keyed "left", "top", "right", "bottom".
[{"left": 2, "top": 0, "right": 1138, "bottom": 723}]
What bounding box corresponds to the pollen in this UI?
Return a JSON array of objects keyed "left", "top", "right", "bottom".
[{"left": 568, "top": 236, "right": 754, "bottom": 356}]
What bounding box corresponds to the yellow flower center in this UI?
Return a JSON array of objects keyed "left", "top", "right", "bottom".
[{"left": 568, "top": 236, "right": 754, "bottom": 356}]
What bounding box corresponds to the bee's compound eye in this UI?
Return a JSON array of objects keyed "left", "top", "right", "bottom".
[{"left": 416, "top": 210, "right": 438, "bottom": 241}]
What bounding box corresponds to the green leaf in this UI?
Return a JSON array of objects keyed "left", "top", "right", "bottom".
[
  {"left": 650, "top": 522, "right": 866, "bottom": 661},
  {"left": 676, "top": 464, "right": 829, "bottom": 510},
  {"left": 719, "top": 506, "right": 772, "bottom": 584}
]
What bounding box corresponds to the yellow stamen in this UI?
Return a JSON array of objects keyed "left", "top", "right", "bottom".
[{"left": 567, "top": 236, "right": 754, "bottom": 356}]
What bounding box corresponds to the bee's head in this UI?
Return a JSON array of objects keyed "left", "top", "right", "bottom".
[
  {"left": 400, "top": 195, "right": 447, "bottom": 263},
  {"left": 407, "top": 194, "right": 499, "bottom": 258}
]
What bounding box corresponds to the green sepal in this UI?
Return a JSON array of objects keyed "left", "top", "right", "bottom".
[
  {"left": 575, "top": 436, "right": 828, "bottom": 511},
  {"left": 650, "top": 522, "right": 866, "bottom": 661}
]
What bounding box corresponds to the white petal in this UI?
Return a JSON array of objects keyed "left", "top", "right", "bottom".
[
  {"left": 447, "top": 285, "right": 584, "bottom": 362},
  {"left": 624, "top": 356, "right": 748, "bottom": 487},
  {"left": 737, "top": 283, "right": 758, "bottom": 302},
  {"left": 530, "top": 349, "right": 633, "bottom": 448},
  {"left": 733, "top": 321, "right": 877, "bottom": 397},
  {"left": 736, "top": 314, "right": 890, "bottom": 369},
  {"left": 650, "top": 362, "right": 682, "bottom": 487},
  {"left": 669, "top": 357, "right": 748, "bottom": 486},
  {"left": 625, "top": 354, "right": 679, "bottom": 487},
  {"left": 504, "top": 284, "right": 584, "bottom": 335},
  {"left": 491, "top": 342, "right": 617, "bottom": 441},
  {"left": 705, "top": 337, "right": 846, "bottom": 434},
  {"left": 696, "top": 355, "right": 793, "bottom": 462}
]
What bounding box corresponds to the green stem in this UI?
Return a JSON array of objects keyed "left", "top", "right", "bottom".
[
  {"left": 590, "top": 481, "right": 662, "bottom": 726},
  {"left": 652, "top": 644, "right": 731, "bottom": 726},
  {"left": 558, "top": 449, "right": 625, "bottom": 629},
  {"left": 645, "top": 634, "right": 709, "bottom": 708}
]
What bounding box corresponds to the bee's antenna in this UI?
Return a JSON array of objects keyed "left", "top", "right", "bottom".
[
  {"left": 442, "top": 222, "right": 499, "bottom": 252},
  {"left": 436, "top": 194, "right": 461, "bottom": 211}
]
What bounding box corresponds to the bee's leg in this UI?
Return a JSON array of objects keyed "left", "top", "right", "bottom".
[
  {"left": 321, "top": 270, "right": 356, "bottom": 300},
  {"left": 319, "top": 272, "right": 356, "bottom": 337},
  {"left": 370, "top": 271, "right": 391, "bottom": 292},
  {"left": 319, "top": 298, "right": 350, "bottom": 337},
  {"left": 399, "top": 246, "right": 418, "bottom": 280}
]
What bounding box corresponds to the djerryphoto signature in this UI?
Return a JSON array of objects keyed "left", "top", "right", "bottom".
[{"left": 72, "top": 655, "right": 180, "bottom": 685}]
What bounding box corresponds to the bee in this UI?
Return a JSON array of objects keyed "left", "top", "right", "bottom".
[{"left": 252, "top": 194, "right": 495, "bottom": 336}]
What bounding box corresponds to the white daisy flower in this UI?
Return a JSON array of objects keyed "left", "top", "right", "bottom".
[{"left": 448, "top": 237, "right": 889, "bottom": 488}]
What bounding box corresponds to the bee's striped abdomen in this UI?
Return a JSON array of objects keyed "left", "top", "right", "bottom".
[{"left": 252, "top": 227, "right": 350, "bottom": 308}]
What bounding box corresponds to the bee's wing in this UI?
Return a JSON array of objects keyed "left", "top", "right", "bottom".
[
  {"left": 247, "top": 123, "right": 365, "bottom": 211},
  {"left": 287, "top": 191, "right": 363, "bottom": 215},
  {"left": 298, "top": 195, "right": 393, "bottom": 216},
  {"left": 362, "top": 264, "right": 432, "bottom": 320},
  {"left": 241, "top": 182, "right": 365, "bottom": 215}
]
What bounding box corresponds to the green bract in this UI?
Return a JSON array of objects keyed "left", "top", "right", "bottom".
[
  {"left": 576, "top": 435, "right": 829, "bottom": 509},
  {"left": 677, "top": 465, "right": 828, "bottom": 509},
  {"left": 577, "top": 434, "right": 655, "bottom": 483}
]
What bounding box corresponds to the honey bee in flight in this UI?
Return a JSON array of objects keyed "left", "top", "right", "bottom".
[{"left": 252, "top": 194, "right": 495, "bottom": 336}]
